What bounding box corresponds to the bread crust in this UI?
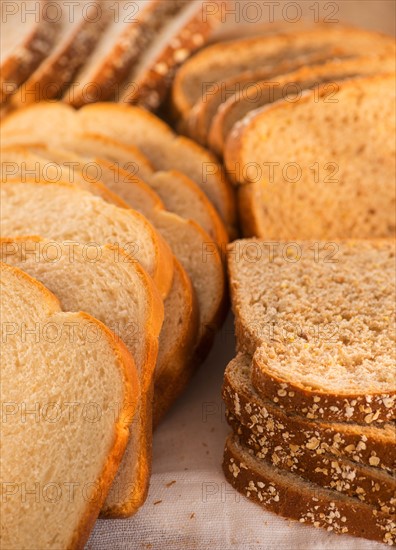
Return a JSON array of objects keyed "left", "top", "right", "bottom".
[
  {"left": 227, "top": 412, "right": 396, "bottom": 515},
  {"left": 0, "top": 0, "right": 58, "bottom": 103},
  {"left": 252, "top": 347, "right": 396, "bottom": 425},
  {"left": 223, "top": 435, "right": 396, "bottom": 546},
  {"left": 222, "top": 356, "right": 395, "bottom": 473}
]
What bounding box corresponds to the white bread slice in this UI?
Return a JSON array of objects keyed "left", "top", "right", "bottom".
[
  {"left": 119, "top": 0, "right": 221, "bottom": 109},
  {"left": 228, "top": 74, "right": 396, "bottom": 239},
  {"left": 0, "top": 179, "right": 174, "bottom": 298},
  {"left": 227, "top": 239, "right": 395, "bottom": 424},
  {"left": 0, "top": 237, "right": 164, "bottom": 518},
  {"left": 0, "top": 261, "right": 137, "bottom": 549},
  {"left": 224, "top": 355, "right": 396, "bottom": 514},
  {"left": 223, "top": 355, "right": 395, "bottom": 473},
  {"left": 223, "top": 435, "right": 396, "bottom": 546},
  {"left": 11, "top": 1, "right": 106, "bottom": 106},
  {"left": 172, "top": 26, "right": 395, "bottom": 119},
  {"left": 0, "top": 0, "right": 58, "bottom": 102},
  {"left": 184, "top": 47, "right": 344, "bottom": 145},
  {"left": 63, "top": 0, "right": 178, "bottom": 107},
  {"left": 209, "top": 54, "right": 396, "bottom": 156},
  {"left": 1, "top": 102, "right": 236, "bottom": 233}
]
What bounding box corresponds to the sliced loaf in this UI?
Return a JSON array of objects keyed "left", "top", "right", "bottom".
[
  {"left": 209, "top": 54, "right": 396, "bottom": 155},
  {"left": 224, "top": 356, "right": 395, "bottom": 514},
  {"left": 224, "top": 435, "right": 396, "bottom": 546},
  {"left": 172, "top": 26, "right": 395, "bottom": 119},
  {"left": 0, "top": 261, "right": 137, "bottom": 548}
]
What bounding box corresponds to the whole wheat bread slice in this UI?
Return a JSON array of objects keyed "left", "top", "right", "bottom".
[
  {"left": 0, "top": 237, "right": 164, "bottom": 518},
  {"left": 172, "top": 26, "right": 395, "bottom": 119},
  {"left": 0, "top": 261, "right": 137, "bottom": 548},
  {"left": 118, "top": 0, "right": 221, "bottom": 109},
  {"left": 227, "top": 239, "right": 395, "bottom": 424},
  {"left": 209, "top": 54, "right": 396, "bottom": 156},
  {"left": 223, "top": 435, "right": 396, "bottom": 546},
  {"left": 0, "top": 179, "right": 174, "bottom": 298},
  {"left": 1, "top": 102, "right": 236, "bottom": 233},
  {"left": 227, "top": 74, "right": 396, "bottom": 239},
  {"left": 0, "top": 0, "right": 58, "bottom": 102},
  {"left": 224, "top": 356, "right": 395, "bottom": 514},
  {"left": 11, "top": 1, "right": 106, "bottom": 106},
  {"left": 223, "top": 354, "right": 395, "bottom": 473}
]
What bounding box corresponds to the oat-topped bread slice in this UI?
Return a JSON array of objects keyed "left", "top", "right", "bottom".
[
  {"left": 223, "top": 435, "right": 396, "bottom": 546},
  {"left": 1, "top": 237, "right": 164, "bottom": 518},
  {"left": 0, "top": 179, "right": 174, "bottom": 298},
  {"left": 227, "top": 73, "right": 395, "bottom": 239},
  {"left": 0, "top": 262, "right": 138, "bottom": 548},
  {"left": 209, "top": 54, "right": 396, "bottom": 156},
  {"left": 0, "top": 0, "right": 58, "bottom": 102},
  {"left": 11, "top": 1, "right": 106, "bottom": 106},
  {"left": 224, "top": 356, "right": 396, "bottom": 514},
  {"left": 223, "top": 354, "right": 396, "bottom": 473},
  {"left": 172, "top": 26, "right": 395, "bottom": 119},
  {"left": 228, "top": 239, "right": 396, "bottom": 424}
]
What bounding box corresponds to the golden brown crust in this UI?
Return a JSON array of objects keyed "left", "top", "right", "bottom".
[{"left": 223, "top": 435, "right": 396, "bottom": 546}]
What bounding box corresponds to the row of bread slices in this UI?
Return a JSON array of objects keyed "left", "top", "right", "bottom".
[
  {"left": 0, "top": 0, "right": 221, "bottom": 110},
  {"left": 172, "top": 25, "right": 396, "bottom": 240},
  {"left": 0, "top": 101, "right": 234, "bottom": 550},
  {"left": 224, "top": 239, "right": 396, "bottom": 546}
]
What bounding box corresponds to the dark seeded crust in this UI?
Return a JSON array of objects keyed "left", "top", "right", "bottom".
[
  {"left": 252, "top": 348, "right": 396, "bottom": 425},
  {"left": 121, "top": 0, "right": 222, "bottom": 110},
  {"left": 13, "top": 1, "right": 107, "bottom": 105},
  {"left": 227, "top": 412, "right": 396, "bottom": 515},
  {"left": 0, "top": 0, "right": 58, "bottom": 102},
  {"left": 222, "top": 356, "right": 396, "bottom": 472},
  {"left": 223, "top": 435, "right": 396, "bottom": 546}
]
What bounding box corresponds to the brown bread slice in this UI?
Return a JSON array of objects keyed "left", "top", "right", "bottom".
[
  {"left": 223, "top": 355, "right": 396, "bottom": 473},
  {"left": 209, "top": 54, "right": 396, "bottom": 156},
  {"left": 224, "top": 355, "right": 396, "bottom": 514},
  {"left": 0, "top": 0, "right": 58, "bottom": 102},
  {"left": 223, "top": 435, "right": 396, "bottom": 546},
  {"left": 10, "top": 1, "right": 106, "bottom": 106},
  {"left": 172, "top": 26, "right": 395, "bottom": 120},
  {"left": 0, "top": 262, "right": 138, "bottom": 548},
  {"left": 226, "top": 74, "right": 395, "bottom": 239},
  {"left": 227, "top": 239, "right": 395, "bottom": 424}
]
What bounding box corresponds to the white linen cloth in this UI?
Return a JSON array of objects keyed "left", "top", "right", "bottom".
[{"left": 87, "top": 314, "right": 384, "bottom": 550}]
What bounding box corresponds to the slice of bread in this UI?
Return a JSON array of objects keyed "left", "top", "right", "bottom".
[
  {"left": 223, "top": 354, "right": 395, "bottom": 473},
  {"left": 0, "top": 236, "right": 164, "bottom": 518},
  {"left": 118, "top": 0, "right": 221, "bottom": 109},
  {"left": 209, "top": 54, "right": 396, "bottom": 156},
  {"left": 11, "top": 1, "right": 106, "bottom": 106},
  {"left": 228, "top": 239, "right": 395, "bottom": 424},
  {"left": 0, "top": 261, "right": 137, "bottom": 548},
  {"left": 223, "top": 435, "right": 395, "bottom": 545},
  {"left": 1, "top": 102, "right": 236, "bottom": 234},
  {"left": 172, "top": 26, "right": 395, "bottom": 119},
  {"left": 223, "top": 354, "right": 396, "bottom": 514},
  {"left": 0, "top": 0, "right": 58, "bottom": 102},
  {"left": 228, "top": 74, "right": 396, "bottom": 239},
  {"left": 0, "top": 179, "right": 174, "bottom": 298}
]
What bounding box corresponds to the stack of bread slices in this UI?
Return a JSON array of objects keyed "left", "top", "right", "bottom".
[
  {"left": 171, "top": 22, "right": 396, "bottom": 545},
  {"left": 0, "top": 0, "right": 222, "bottom": 112},
  {"left": 224, "top": 240, "right": 396, "bottom": 545},
  {"left": 0, "top": 101, "right": 234, "bottom": 548}
]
